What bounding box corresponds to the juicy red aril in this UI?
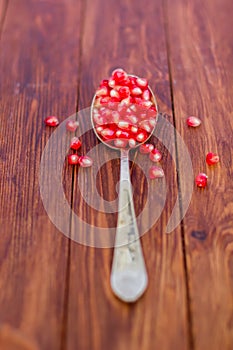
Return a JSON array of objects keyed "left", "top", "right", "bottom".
[
  {"left": 44, "top": 116, "right": 59, "bottom": 127},
  {"left": 66, "top": 120, "right": 79, "bottom": 132},
  {"left": 112, "top": 68, "right": 128, "bottom": 84},
  {"left": 139, "top": 143, "right": 154, "bottom": 154},
  {"left": 108, "top": 78, "right": 116, "bottom": 88},
  {"left": 142, "top": 89, "right": 151, "bottom": 101},
  {"left": 147, "top": 106, "right": 157, "bottom": 117},
  {"left": 186, "top": 116, "right": 201, "bottom": 127},
  {"left": 96, "top": 86, "right": 109, "bottom": 97},
  {"left": 136, "top": 131, "right": 148, "bottom": 143},
  {"left": 110, "top": 89, "right": 120, "bottom": 99},
  {"left": 70, "top": 137, "right": 82, "bottom": 150},
  {"left": 100, "top": 96, "right": 111, "bottom": 105},
  {"left": 68, "top": 154, "right": 80, "bottom": 165},
  {"left": 79, "top": 156, "right": 93, "bottom": 167},
  {"left": 149, "top": 166, "right": 164, "bottom": 179},
  {"left": 131, "top": 87, "right": 143, "bottom": 96},
  {"left": 149, "top": 148, "right": 162, "bottom": 162},
  {"left": 136, "top": 77, "right": 148, "bottom": 88},
  {"left": 118, "top": 120, "right": 129, "bottom": 129},
  {"left": 206, "top": 152, "right": 219, "bottom": 165},
  {"left": 101, "top": 128, "right": 115, "bottom": 139},
  {"left": 99, "top": 79, "right": 109, "bottom": 87},
  {"left": 116, "top": 130, "right": 130, "bottom": 139},
  {"left": 118, "top": 86, "right": 130, "bottom": 99},
  {"left": 195, "top": 173, "right": 208, "bottom": 188}
]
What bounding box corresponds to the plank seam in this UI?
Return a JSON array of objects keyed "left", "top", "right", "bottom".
[
  {"left": 162, "top": 1, "right": 194, "bottom": 349},
  {"left": 60, "top": 0, "right": 87, "bottom": 349}
]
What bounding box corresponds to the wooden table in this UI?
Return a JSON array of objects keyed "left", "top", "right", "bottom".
[{"left": 0, "top": 0, "right": 233, "bottom": 349}]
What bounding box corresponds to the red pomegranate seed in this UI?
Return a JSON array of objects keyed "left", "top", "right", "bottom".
[
  {"left": 100, "top": 96, "right": 111, "bottom": 105},
  {"left": 99, "top": 79, "right": 109, "bottom": 87},
  {"left": 127, "top": 114, "right": 138, "bottom": 124},
  {"left": 114, "top": 139, "right": 128, "bottom": 148},
  {"left": 139, "top": 143, "right": 154, "bottom": 154},
  {"left": 96, "top": 126, "right": 103, "bottom": 134},
  {"left": 131, "top": 87, "right": 143, "bottom": 96},
  {"left": 68, "top": 154, "right": 80, "bottom": 165},
  {"left": 149, "top": 166, "right": 164, "bottom": 179},
  {"left": 101, "top": 128, "right": 115, "bottom": 138},
  {"left": 112, "top": 68, "right": 128, "bottom": 84},
  {"left": 131, "top": 126, "right": 138, "bottom": 133},
  {"left": 140, "top": 121, "right": 152, "bottom": 133},
  {"left": 118, "top": 86, "right": 130, "bottom": 99},
  {"left": 118, "top": 121, "right": 129, "bottom": 129},
  {"left": 147, "top": 106, "right": 157, "bottom": 118},
  {"left": 44, "top": 116, "right": 59, "bottom": 127},
  {"left": 110, "top": 89, "right": 120, "bottom": 99},
  {"left": 136, "top": 77, "right": 148, "bottom": 88},
  {"left": 136, "top": 131, "right": 147, "bottom": 143},
  {"left": 142, "top": 89, "right": 151, "bottom": 101},
  {"left": 186, "top": 116, "right": 201, "bottom": 127},
  {"left": 206, "top": 152, "right": 219, "bottom": 165},
  {"left": 79, "top": 156, "right": 93, "bottom": 167},
  {"left": 108, "top": 78, "right": 116, "bottom": 88},
  {"left": 112, "top": 111, "right": 120, "bottom": 123},
  {"left": 116, "top": 129, "right": 130, "bottom": 139},
  {"left": 70, "top": 137, "right": 82, "bottom": 150},
  {"left": 195, "top": 173, "right": 208, "bottom": 188},
  {"left": 66, "top": 120, "right": 79, "bottom": 132},
  {"left": 127, "top": 76, "right": 137, "bottom": 88},
  {"left": 129, "top": 138, "right": 136, "bottom": 148},
  {"left": 96, "top": 86, "right": 109, "bottom": 97},
  {"left": 149, "top": 148, "right": 162, "bottom": 162},
  {"left": 120, "top": 97, "right": 131, "bottom": 106}
]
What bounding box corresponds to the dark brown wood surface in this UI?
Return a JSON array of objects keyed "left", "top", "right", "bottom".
[{"left": 0, "top": 0, "right": 232, "bottom": 349}]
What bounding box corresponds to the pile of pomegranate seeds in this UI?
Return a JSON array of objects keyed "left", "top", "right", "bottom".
[{"left": 93, "top": 68, "right": 157, "bottom": 149}]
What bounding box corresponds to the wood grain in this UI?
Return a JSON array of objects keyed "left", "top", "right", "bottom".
[
  {"left": 165, "top": 0, "right": 233, "bottom": 348},
  {"left": 66, "top": 0, "right": 189, "bottom": 349},
  {"left": 0, "top": 0, "right": 82, "bottom": 349}
]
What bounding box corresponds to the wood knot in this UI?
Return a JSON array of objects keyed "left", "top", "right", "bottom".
[{"left": 191, "top": 230, "right": 207, "bottom": 241}]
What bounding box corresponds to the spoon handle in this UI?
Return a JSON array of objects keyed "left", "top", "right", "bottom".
[{"left": 110, "top": 149, "right": 148, "bottom": 302}]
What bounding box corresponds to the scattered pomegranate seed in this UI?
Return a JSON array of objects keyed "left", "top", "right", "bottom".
[
  {"left": 149, "top": 166, "right": 164, "bottom": 179},
  {"left": 44, "top": 116, "right": 59, "bottom": 127},
  {"left": 195, "top": 173, "right": 208, "bottom": 188},
  {"left": 68, "top": 154, "right": 80, "bottom": 165},
  {"left": 186, "top": 116, "right": 201, "bottom": 127},
  {"left": 139, "top": 143, "right": 154, "bottom": 154},
  {"left": 70, "top": 137, "right": 82, "bottom": 150},
  {"left": 206, "top": 152, "right": 219, "bottom": 165},
  {"left": 79, "top": 156, "right": 93, "bottom": 167},
  {"left": 66, "top": 120, "right": 79, "bottom": 132},
  {"left": 149, "top": 148, "right": 162, "bottom": 162}
]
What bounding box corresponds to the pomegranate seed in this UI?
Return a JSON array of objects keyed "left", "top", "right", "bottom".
[
  {"left": 96, "top": 86, "right": 109, "bottom": 97},
  {"left": 108, "top": 78, "right": 116, "bottom": 88},
  {"left": 118, "top": 86, "right": 130, "bottom": 99},
  {"left": 136, "top": 77, "right": 148, "bottom": 88},
  {"left": 129, "top": 138, "right": 136, "bottom": 148},
  {"left": 147, "top": 106, "right": 157, "bottom": 118},
  {"left": 127, "top": 76, "right": 137, "bottom": 88},
  {"left": 101, "top": 128, "right": 115, "bottom": 138},
  {"left": 136, "top": 131, "right": 147, "bottom": 143},
  {"left": 96, "top": 126, "right": 103, "bottom": 134},
  {"left": 44, "top": 116, "right": 59, "bottom": 127},
  {"left": 66, "top": 120, "right": 79, "bottom": 132},
  {"left": 139, "top": 143, "right": 154, "bottom": 154},
  {"left": 68, "top": 154, "right": 80, "bottom": 165},
  {"left": 112, "top": 68, "right": 128, "bottom": 84},
  {"left": 206, "top": 152, "right": 219, "bottom": 165},
  {"left": 120, "top": 97, "right": 131, "bottom": 106},
  {"left": 114, "top": 139, "right": 128, "bottom": 148},
  {"left": 112, "top": 111, "right": 120, "bottom": 123},
  {"left": 116, "top": 129, "right": 130, "bottom": 139},
  {"left": 100, "top": 96, "right": 111, "bottom": 105},
  {"left": 131, "top": 87, "right": 143, "bottom": 96},
  {"left": 118, "top": 120, "right": 129, "bottom": 129},
  {"left": 142, "top": 89, "right": 151, "bottom": 101},
  {"left": 195, "top": 173, "right": 208, "bottom": 188},
  {"left": 127, "top": 114, "right": 138, "bottom": 124},
  {"left": 110, "top": 89, "right": 120, "bottom": 99},
  {"left": 131, "top": 126, "right": 138, "bottom": 133},
  {"left": 70, "top": 137, "right": 82, "bottom": 150},
  {"left": 149, "top": 166, "right": 164, "bottom": 179},
  {"left": 140, "top": 121, "right": 152, "bottom": 133},
  {"left": 149, "top": 148, "right": 162, "bottom": 162},
  {"left": 79, "top": 156, "right": 93, "bottom": 167},
  {"left": 186, "top": 116, "right": 201, "bottom": 127},
  {"left": 93, "top": 114, "right": 105, "bottom": 125},
  {"left": 99, "top": 79, "right": 109, "bottom": 87}
]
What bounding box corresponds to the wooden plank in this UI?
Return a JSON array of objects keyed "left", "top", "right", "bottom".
[
  {"left": 0, "top": 0, "right": 82, "bottom": 349},
  {"left": 66, "top": 0, "right": 190, "bottom": 349},
  {"left": 165, "top": 0, "right": 233, "bottom": 348}
]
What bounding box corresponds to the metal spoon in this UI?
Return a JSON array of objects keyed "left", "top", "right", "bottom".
[{"left": 91, "top": 75, "right": 158, "bottom": 302}]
